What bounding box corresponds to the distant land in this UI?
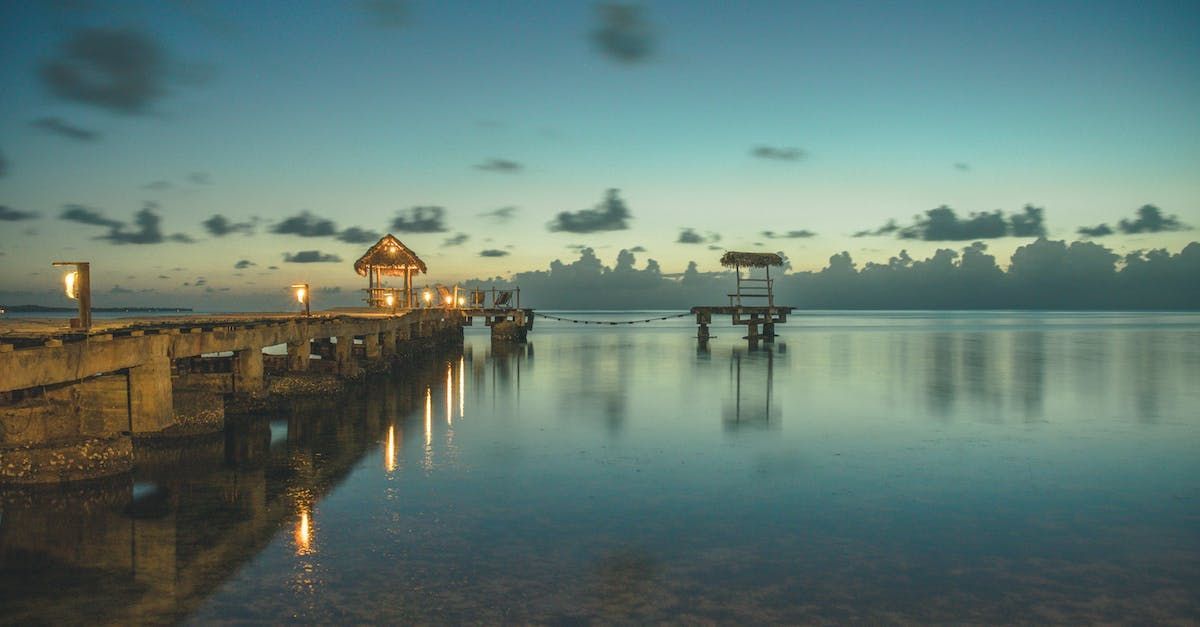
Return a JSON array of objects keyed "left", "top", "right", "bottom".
[{"left": 1, "top": 304, "right": 193, "bottom": 313}]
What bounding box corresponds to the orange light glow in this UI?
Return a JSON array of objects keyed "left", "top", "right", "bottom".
[
  {"left": 295, "top": 287, "right": 307, "bottom": 304},
  {"left": 295, "top": 510, "right": 312, "bottom": 555},
  {"left": 385, "top": 293, "right": 395, "bottom": 307},
  {"left": 63, "top": 271, "right": 78, "bottom": 299},
  {"left": 424, "top": 387, "right": 432, "bottom": 447},
  {"left": 446, "top": 364, "right": 453, "bottom": 425},
  {"left": 422, "top": 290, "right": 432, "bottom": 303},
  {"left": 385, "top": 425, "right": 396, "bottom": 472},
  {"left": 458, "top": 356, "right": 465, "bottom": 418}
]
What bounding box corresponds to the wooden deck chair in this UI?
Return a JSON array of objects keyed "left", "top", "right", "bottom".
[{"left": 494, "top": 290, "right": 513, "bottom": 308}]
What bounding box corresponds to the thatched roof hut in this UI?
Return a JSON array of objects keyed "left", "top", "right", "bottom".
[
  {"left": 719, "top": 251, "right": 784, "bottom": 268},
  {"left": 355, "top": 234, "right": 426, "bottom": 308},
  {"left": 354, "top": 234, "right": 426, "bottom": 276}
]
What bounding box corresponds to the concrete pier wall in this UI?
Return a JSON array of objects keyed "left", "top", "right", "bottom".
[{"left": 0, "top": 309, "right": 466, "bottom": 484}]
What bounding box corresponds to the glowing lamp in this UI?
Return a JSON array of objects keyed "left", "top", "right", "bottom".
[
  {"left": 64, "top": 271, "right": 79, "bottom": 299},
  {"left": 444, "top": 295, "right": 453, "bottom": 305},
  {"left": 422, "top": 289, "right": 432, "bottom": 304},
  {"left": 385, "top": 293, "right": 395, "bottom": 307},
  {"left": 290, "top": 283, "right": 311, "bottom": 317},
  {"left": 457, "top": 296, "right": 465, "bottom": 307}
]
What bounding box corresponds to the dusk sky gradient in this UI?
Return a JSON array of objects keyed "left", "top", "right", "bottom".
[{"left": 1, "top": 0, "right": 1197, "bottom": 309}]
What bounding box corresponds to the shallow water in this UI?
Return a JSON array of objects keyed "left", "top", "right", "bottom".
[{"left": 2, "top": 312, "right": 1198, "bottom": 623}]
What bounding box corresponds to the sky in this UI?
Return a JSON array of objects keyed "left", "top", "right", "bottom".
[{"left": 1, "top": 0, "right": 1198, "bottom": 309}]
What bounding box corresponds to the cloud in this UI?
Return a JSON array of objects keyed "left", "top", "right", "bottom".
[
  {"left": 359, "top": 0, "right": 407, "bottom": 28},
  {"left": 272, "top": 211, "right": 337, "bottom": 237},
  {"left": 458, "top": 238, "right": 1200, "bottom": 310},
  {"left": 1009, "top": 205, "right": 1047, "bottom": 237},
  {"left": 39, "top": 28, "right": 170, "bottom": 114},
  {"left": 97, "top": 203, "right": 194, "bottom": 245},
  {"left": 853, "top": 220, "right": 901, "bottom": 238},
  {"left": 267, "top": 265, "right": 279, "bottom": 270},
  {"left": 751, "top": 146, "right": 806, "bottom": 161},
  {"left": 676, "top": 228, "right": 720, "bottom": 244},
  {"left": 548, "top": 188, "right": 631, "bottom": 233},
  {"left": 337, "top": 226, "right": 382, "bottom": 243},
  {"left": 109, "top": 285, "right": 133, "bottom": 294},
  {"left": 142, "top": 180, "right": 172, "bottom": 191},
  {"left": 0, "top": 206, "right": 39, "bottom": 221},
  {"left": 479, "top": 249, "right": 510, "bottom": 257},
  {"left": 234, "top": 259, "right": 255, "bottom": 269},
  {"left": 479, "top": 206, "right": 518, "bottom": 222},
  {"left": 317, "top": 286, "right": 343, "bottom": 294},
  {"left": 443, "top": 232, "right": 469, "bottom": 246},
  {"left": 762, "top": 230, "right": 816, "bottom": 239},
  {"left": 1077, "top": 224, "right": 1114, "bottom": 237},
  {"left": 31, "top": 116, "right": 99, "bottom": 141},
  {"left": 391, "top": 206, "right": 447, "bottom": 233},
  {"left": 202, "top": 214, "right": 255, "bottom": 236},
  {"left": 1118, "top": 204, "right": 1187, "bottom": 234},
  {"left": 592, "top": 3, "right": 654, "bottom": 64},
  {"left": 954, "top": 162, "right": 971, "bottom": 172},
  {"left": 187, "top": 172, "right": 211, "bottom": 185},
  {"left": 60, "top": 204, "right": 124, "bottom": 228},
  {"left": 475, "top": 158, "right": 522, "bottom": 173},
  {"left": 284, "top": 250, "right": 342, "bottom": 263},
  {"left": 630, "top": 245, "right": 646, "bottom": 252},
  {"left": 872, "top": 205, "right": 1048, "bottom": 241}
]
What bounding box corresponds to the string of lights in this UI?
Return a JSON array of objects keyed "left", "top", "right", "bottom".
[{"left": 533, "top": 312, "right": 692, "bottom": 325}]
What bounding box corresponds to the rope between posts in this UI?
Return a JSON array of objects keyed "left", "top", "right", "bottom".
[{"left": 533, "top": 312, "right": 693, "bottom": 325}]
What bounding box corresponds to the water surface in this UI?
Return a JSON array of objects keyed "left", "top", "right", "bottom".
[{"left": 2, "top": 312, "right": 1198, "bottom": 623}]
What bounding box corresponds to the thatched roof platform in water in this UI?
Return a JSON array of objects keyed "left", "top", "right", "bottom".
[{"left": 719, "top": 251, "right": 784, "bottom": 268}]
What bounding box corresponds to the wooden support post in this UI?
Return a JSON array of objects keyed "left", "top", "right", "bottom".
[
  {"left": 763, "top": 322, "right": 775, "bottom": 343},
  {"left": 287, "top": 338, "right": 310, "bottom": 371}
]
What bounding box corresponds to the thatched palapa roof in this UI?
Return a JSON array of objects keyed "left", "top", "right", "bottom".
[
  {"left": 354, "top": 233, "right": 427, "bottom": 276},
  {"left": 720, "top": 251, "right": 784, "bottom": 268}
]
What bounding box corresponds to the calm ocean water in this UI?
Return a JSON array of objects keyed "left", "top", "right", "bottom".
[{"left": 2, "top": 311, "right": 1198, "bottom": 623}]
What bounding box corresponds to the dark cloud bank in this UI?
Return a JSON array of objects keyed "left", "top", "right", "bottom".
[
  {"left": 548, "top": 189, "right": 631, "bottom": 233},
  {"left": 60, "top": 203, "right": 193, "bottom": 244},
  {"left": 1078, "top": 205, "right": 1187, "bottom": 238},
  {"left": 40, "top": 28, "right": 170, "bottom": 114},
  {"left": 462, "top": 239, "right": 1200, "bottom": 310},
  {"left": 591, "top": 3, "right": 654, "bottom": 64},
  {"left": 856, "top": 205, "right": 1046, "bottom": 240}
]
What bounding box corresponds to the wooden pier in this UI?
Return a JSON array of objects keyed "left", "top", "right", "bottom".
[
  {"left": 692, "top": 250, "right": 794, "bottom": 347},
  {"left": 691, "top": 305, "right": 794, "bottom": 346}
]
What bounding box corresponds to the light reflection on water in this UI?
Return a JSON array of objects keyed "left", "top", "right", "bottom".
[{"left": 0, "top": 312, "right": 1197, "bottom": 623}]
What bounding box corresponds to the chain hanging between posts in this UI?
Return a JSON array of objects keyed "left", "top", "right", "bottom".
[{"left": 533, "top": 312, "right": 693, "bottom": 325}]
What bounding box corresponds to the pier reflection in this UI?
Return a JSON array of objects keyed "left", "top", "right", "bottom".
[
  {"left": 723, "top": 346, "right": 784, "bottom": 431},
  {"left": 0, "top": 348, "right": 461, "bottom": 626}
]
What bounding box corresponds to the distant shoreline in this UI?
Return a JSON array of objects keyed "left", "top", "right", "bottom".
[{"left": 0, "top": 304, "right": 193, "bottom": 313}]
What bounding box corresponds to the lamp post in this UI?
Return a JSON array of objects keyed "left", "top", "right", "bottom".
[
  {"left": 291, "top": 283, "right": 310, "bottom": 317},
  {"left": 422, "top": 288, "right": 432, "bottom": 308},
  {"left": 385, "top": 291, "right": 396, "bottom": 314},
  {"left": 52, "top": 261, "right": 91, "bottom": 330}
]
